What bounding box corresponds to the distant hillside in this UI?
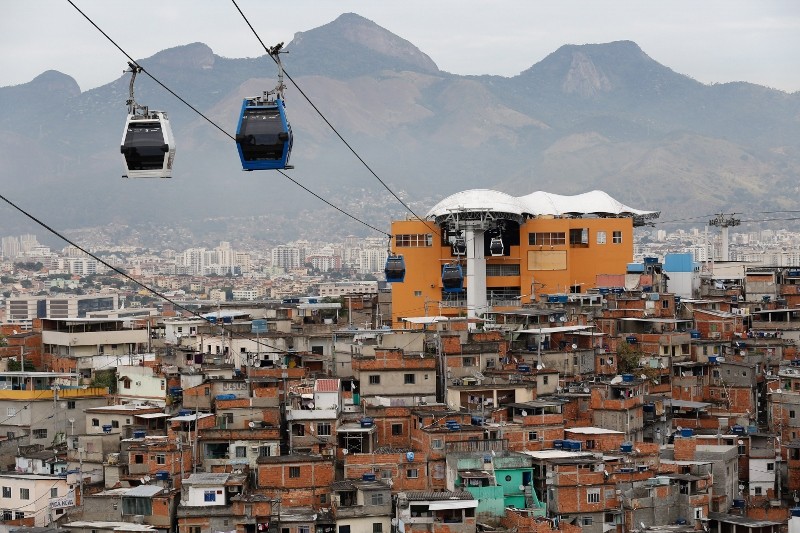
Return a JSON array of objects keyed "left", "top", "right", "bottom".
[{"left": 1, "top": 13, "right": 799, "bottom": 245}]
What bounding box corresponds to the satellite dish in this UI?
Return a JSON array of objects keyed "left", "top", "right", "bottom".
[
  {"left": 342, "top": 449, "right": 349, "bottom": 455},
  {"left": 248, "top": 421, "right": 256, "bottom": 428},
  {"left": 521, "top": 410, "right": 528, "bottom": 417},
  {"left": 536, "top": 364, "right": 543, "bottom": 370},
  {"left": 641, "top": 522, "right": 646, "bottom": 530},
  {"left": 571, "top": 344, "right": 578, "bottom": 350},
  {"left": 676, "top": 426, "right": 683, "bottom": 432},
  {"left": 737, "top": 440, "right": 744, "bottom": 445},
  {"left": 406, "top": 451, "right": 415, "bottom": 462},
  {"left": 559, "top": 316, "right": 567, "bottom": 322},
  {"left": 738, "top": 484, "right": 745, "bottom": 491}
]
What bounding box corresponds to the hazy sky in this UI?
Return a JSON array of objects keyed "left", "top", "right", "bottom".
[{"left": 2, "top": 0, "right": 799, "bottom": 93}]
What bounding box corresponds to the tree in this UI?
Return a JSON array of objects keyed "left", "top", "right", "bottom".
[{"left": 617, "top": 342, "right": 645, "bottom": 374}]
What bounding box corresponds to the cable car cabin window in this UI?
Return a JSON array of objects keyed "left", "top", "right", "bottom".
[
  {"left": 238, "top": 107, "right": 287, "bottom": 161},
  {"left": 123, "top": 123, "right": 167, "bottom": 170}
]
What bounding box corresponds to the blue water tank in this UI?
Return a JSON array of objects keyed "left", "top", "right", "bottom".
[
  {"left": 626, "top": 336, "right": 638, "bottom": 343},
  {"left": 178, "top": 409, "right": 192, "bottom": 416},
  {"left": 216, "top": 394, "right": 236, "bottom": 401},
  {"left": 448, "top": 423, "right": 461, "bottom": 431},
  {"left": 680, "top": 428, "right": 694, "bottom": 438},
  {"left": 133, "top": 430, "right": 146, "bottom": 439},
  {"left": 790, "top": 507, "right": 800, "bottom": 517},
  {"left": 708, "top": 356, "right": 718, "bottom": 363},
  {"left": 102, "top": 424, "right": 112, "bottom": 433},
  {"left": 517, "top": 364, "right": 531, "bottom": 373},
  {"left": 362, "top": 473, "right": 376, "bottom": 481},
  {"left": 156, "top": 471, "right": 169, "bottom": 480},
  {"left": 731, "top": 425, "right": 745, "bottom": 434},
  {"left": 620, "top": 442, "right": 633, "bottom": 453},
  {"left": 748, "top": 425, "right": 758, "bottom": 434},
  {"left": 553, "top": 440, "right": 563, "bottom": 449},
  {"left": 360, "top": 418, "right": 374, "bottom": 428},
  {"left": 622, "top": 374, "right": 634, "bottom": 382},
  {"left": 690, "top": 330, "right": 701, "bottom": 339},
  {"left": 732, "top": 499, "right": 745, "bottom": 509},
  {"left": 643, "top": 403, "right": 655, "bottom": 413}
]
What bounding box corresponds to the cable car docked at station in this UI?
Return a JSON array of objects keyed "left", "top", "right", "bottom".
[
  {"left": 120, "top": 64, "right": 175, "bottom": 178},
  {"left": 236, "top": 43, "right": 293, "bottom": 171},
  {"left": 442, "top": 263, "right": 464, "bottom": 293}
]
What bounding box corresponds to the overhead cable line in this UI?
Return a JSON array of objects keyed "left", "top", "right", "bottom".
[
  {"left": 0, "top": 192, "right": 290, "bottom": 356},
  {"left": 230, "top": 0, "right": 439, "bottom": 235},
  {"left": 65, "top": 0, "right": 385, "bottom": 239}
]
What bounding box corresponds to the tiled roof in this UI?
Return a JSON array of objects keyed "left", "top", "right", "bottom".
[{"left": 315, "top": 378, "right": 340, "bottom": 393}]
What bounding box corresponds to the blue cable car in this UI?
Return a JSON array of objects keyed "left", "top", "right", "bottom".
[
  {"left": 442, "top": 264, "right": 464, "bottom": 293},
  {"left": 120, "top": 63, "right": 175, "bottom": 179},
  {"left": 384, "top": 255, "right": 406, "bottom": 283},
  {"left": 235, "top": 43, "right": 293, "bottom": 171},
  {"left": 235, "top": 96, "right": 293, "bottom": 170}
]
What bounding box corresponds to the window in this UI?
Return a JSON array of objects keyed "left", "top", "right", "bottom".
[
  {"left": 392, "top": 424, "right": 403, "bottom": 436},
  {"left": 235, "top": 446, "right": 247, "bottom": 458},
  {"left": 404, "top": 374, "right": 415, "bottom": 385},
  {"left": 528, "top": 232, "right": 565, "bottom": 246},
  {"left": 319, "top": 493, "right": 327, "bottom": 504},
  {"left": 6, "top": 408, "right": 16, "bottom": 417},
  {"left": 92, "top": 418, "right": 99, "bottom": 426},
  {"left": 67, "top": 401, "right": 76, "bottom": 409},
  {"left": 123, "top": 379, "right": 131, "bottom": 389},
  {"left": 298, "top": 527, "right": 310, "bottom": 533},
  {"left": 414, "top": 290, "right": 422, "bottom": 297},
  {"left": 587, "top": 488, "right": 600, "bottom": 503},
  {"left": 569, "top": 228, "right": 589, "bottom": 247},
  {"left": 33, "top": 428, "right": 47, "bottom": 439},
  {"left": 204, "top": 490, "right": 216, "bottom": 502},
  {"left": 370, "top": 492, "right": 385, "bottom": 505},
  {"left": 407, "top": 468, "right": 419, "bottom": 478},
  {"left": 317, "top": 423, "right": 332, "bottom": 436},
  {"left": 20, "top": 488, "right": 30, "bottom": 500},
  {"left": 431, "top": 439, "right": 443, "bottom": 449},
  {"left": 585, "top": 440, "right": 596, "bottom": 449},
  {"left": 754, "top": 486, "right": 762, "bottom": 495},
  {"left": 14, "top": 512, "right": 24, "bottom": 520},
  {"left": 369, "top": 375, "right": 381, "bottom": 385},
  {"left": 767, "top": 463, "right": 774, "bottom": 471},
  {"left": 2, "top": 486, "right": 10, "bottom": 498},
  {"left": 582, "top": 517, "right": 593, "bottom": 526},
  {"left": 1, "top": 511, "right": 10, "bottom": 521},
  {"left": 791, "top": 410, "right": 796, "bottom": 418},
  {"left": 463, "top": 357, "right": 474, "bottom": 367},
  {"left": 51, "top": 488, "right": 59, "bottom": 498},
  {"left": 289, "top": 466, "right": 301, "bottom": 478},
  {"left": 395, "top": 234, "right": 433, "bottom": 247},
  {"left": 373, "top": 524, "right": 383, "bottom": 533},
  {"left": 596, "top": 231, "right": 607, "bottom": 244},
  {"left": 612, "top": 231, "right": 622, "bottom": 244},
  {"left": 111, "top": 420, "right": 119, "bottom": 428},
  {"left": 528, "top": 431, "right": 538, "bottom": 441},
  {"left": 542, "top": 375, "right": 548, "bottom": 385},
  {"left": 156, "top": 454, "right": 166, "bottom": 465}
]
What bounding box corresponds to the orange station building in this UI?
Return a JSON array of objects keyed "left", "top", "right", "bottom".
[{"left": 389, "top": 189, "right": 658, "bottom": 327}]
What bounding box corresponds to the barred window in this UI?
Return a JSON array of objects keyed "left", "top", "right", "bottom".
[
  {"left": 486, "top": 264, "right": 520, "bottom": 276},
  {"left": 396, "top": 234, "right": 433, "bottom": 247},
  {"left": 528, "top": 232, "right": 566, "bottom": 246}
]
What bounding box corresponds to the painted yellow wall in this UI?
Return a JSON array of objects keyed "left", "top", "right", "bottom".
[{"left": 389, "top": 216, "right": 634, "bottom": 326}]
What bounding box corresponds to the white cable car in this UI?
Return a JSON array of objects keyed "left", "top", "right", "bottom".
[{"left": 120, "top": 63, "right": 175, "bottom": 178}]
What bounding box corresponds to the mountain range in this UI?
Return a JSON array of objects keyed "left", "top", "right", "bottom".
[{"left": 1, "top": 12, "right": 799, "bottom": 247}]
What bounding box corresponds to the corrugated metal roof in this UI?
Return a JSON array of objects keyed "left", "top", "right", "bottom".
[
  {"left": 125, "top": 485, "right": 163, "bottom": 498},
  {"left": 404, "top": 490, "right": 474, "bottom": 501}
]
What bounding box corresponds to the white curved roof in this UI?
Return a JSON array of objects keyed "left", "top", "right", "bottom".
[
  {"left": 426, "top": 189, "right": 525, "bottom": 218},
  {"left": 426, "top": 189, "right": 657, "bottom": 219}
]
